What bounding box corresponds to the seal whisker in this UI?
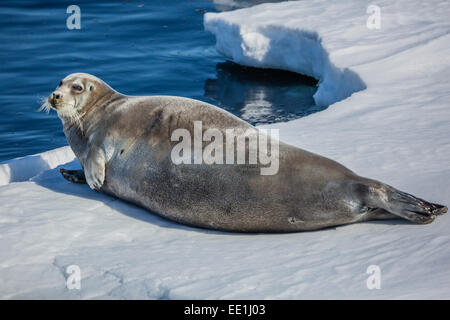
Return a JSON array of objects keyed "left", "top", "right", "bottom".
[{"left": 37, "top": 96, "right": 51, "bottom": 114}]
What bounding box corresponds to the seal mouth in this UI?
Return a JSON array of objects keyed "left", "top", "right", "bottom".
[{"left": 48, "top": 96, "right": 59, "bottom": 110}]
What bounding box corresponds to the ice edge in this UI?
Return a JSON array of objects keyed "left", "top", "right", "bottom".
[
  {"left": 204, "top": 12, "right": 366, "bottom": 107},
  {"left": 0, "top": 146, "right": 75, "bottom": 186}
]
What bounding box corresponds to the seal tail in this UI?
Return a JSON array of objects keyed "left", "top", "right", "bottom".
[{"left": 359, "top": 179, "right": 447, "bottom": 224}]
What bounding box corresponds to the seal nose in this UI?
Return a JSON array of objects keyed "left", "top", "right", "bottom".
[
  {"left": 49, "top": 91, "right": 63, "bottom": 109},
  {"left": 52, "top": 92, "right": 63, "bottom": 99}
]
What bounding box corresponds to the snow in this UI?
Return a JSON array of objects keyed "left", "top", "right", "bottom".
[
  {"left": 0, "top": 147, "right": 75, "bottom": 186},
  {"left": 1, "top": 0, "right": 450, "bottom": 299}
]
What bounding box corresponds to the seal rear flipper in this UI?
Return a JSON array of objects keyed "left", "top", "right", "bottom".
[
  {"left": 363, "top": 208, "right": 398, "bottom": 221},
  {"left": 390, "top": 189, "right": 447, "bottom": 215},
  {"left": 364, "top": 182, "right": 448, "bottom": 224},
  {"left": 60, "top": 168, "right": 87, "bottom": 184}
]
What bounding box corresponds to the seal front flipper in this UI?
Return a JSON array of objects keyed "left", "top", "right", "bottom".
[
  {"left": 84, "top": 146, "right": 106, "bottom": 190},
  {"left": 60, "top": 168, "right": 86, "bottom": 184}
]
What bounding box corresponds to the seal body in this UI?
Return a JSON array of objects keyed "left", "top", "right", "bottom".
[{"left": 49, "top": 73, "right": 447, "bottom": 232}]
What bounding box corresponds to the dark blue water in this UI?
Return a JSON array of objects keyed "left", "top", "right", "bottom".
[{"left": 0, "top": 0, "right": 319, "bottom": 163}]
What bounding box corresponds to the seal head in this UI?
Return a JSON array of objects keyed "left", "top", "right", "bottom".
[{"left": 46, "top": 73, "right": 117, "bottom": 128}]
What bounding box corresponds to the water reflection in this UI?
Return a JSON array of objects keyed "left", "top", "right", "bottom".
[{"left": 204, "top": 61, "right": 322, "bottom": 125}]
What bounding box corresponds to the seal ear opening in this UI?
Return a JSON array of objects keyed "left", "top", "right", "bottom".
[{"left": 89, "top": 85, "right": 94, "bottom": 91}]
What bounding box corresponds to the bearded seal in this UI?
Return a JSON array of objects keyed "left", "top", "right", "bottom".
[{"left": 43, "top": 73, "right": 447, "bottom": 232}]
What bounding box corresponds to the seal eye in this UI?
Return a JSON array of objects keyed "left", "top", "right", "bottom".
[
  {"left": 59, "top": 81, "right": 63, "bottom": 87},
  {"left": 72, "top": 84, "right": 83, "bottom": 91}
]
